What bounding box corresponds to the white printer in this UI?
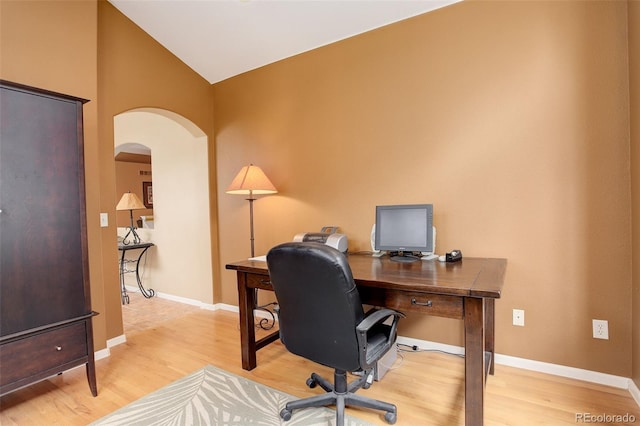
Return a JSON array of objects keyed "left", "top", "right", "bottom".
[{"left": 293, "top": 228, "right": 348, "bottom": 253}]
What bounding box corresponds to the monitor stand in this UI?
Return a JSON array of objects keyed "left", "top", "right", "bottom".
[{"left": 389, "top": 251, "right": 420, "bottom": 263}]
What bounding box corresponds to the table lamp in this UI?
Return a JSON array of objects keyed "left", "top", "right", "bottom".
[
  {"left": 116, "top": 191, "right": 146, "bottom": 245},
  {"left": 226, "top": 164, "right": 277, "bottom": 257}
]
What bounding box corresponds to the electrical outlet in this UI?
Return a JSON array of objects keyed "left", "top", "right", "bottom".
[
  {"left": 512, "top": 309, "right": 525, "bottom": 326},
  {"left": 592, "top": 319, "right": 609, "bottom": 340}
]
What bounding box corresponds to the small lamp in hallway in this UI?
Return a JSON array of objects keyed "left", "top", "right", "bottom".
[{"left": 116, "top": 191, "right": 146, "bottom": 245}]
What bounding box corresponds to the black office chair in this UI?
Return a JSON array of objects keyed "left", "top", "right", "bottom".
[{"left": 266, "top": 242, "right": 404, "bottom": 425}]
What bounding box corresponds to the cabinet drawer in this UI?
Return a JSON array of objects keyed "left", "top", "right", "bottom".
[
  {"left": 0, "top": 323, "right": 88, "bottom": 387},
  {"left": 383, "top": 291, "right": 463, "bottom": 319}
]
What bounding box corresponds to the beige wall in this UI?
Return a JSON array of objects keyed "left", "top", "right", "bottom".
[
  {"left": 214, "top": 1, "right": 633, "bottom": 376},
  {"left": 97, "top": 1, "right": 218, "bottom": 340},
  {"left": 1, "top": 0, "right": 636, "bottom": 380},
  {"left": 630, "top": 0, "right": 640, "bottom": 389}
]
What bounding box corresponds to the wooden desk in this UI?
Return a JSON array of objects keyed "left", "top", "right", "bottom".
[{"left": 226, "top": 254, "right": 506, "bottom": 426}]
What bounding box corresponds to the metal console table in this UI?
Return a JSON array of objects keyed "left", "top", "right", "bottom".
[{"left": 118, "top": 242, "right": 155, "bottom": 304}]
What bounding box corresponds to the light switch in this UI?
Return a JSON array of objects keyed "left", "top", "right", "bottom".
[{"left": 100, "top": 213, "right": 109, "bottom": 227}]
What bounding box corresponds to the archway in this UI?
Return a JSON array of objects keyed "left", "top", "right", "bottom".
[{"left": 114, "top": 109, "right": 213, "bottom": 304}]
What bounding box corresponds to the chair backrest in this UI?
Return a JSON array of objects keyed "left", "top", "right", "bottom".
[{"left": 266, "top": 242, "right": 365, "bottom": 372}]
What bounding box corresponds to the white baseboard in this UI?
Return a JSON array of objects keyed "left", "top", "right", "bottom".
[
  {"left": 107, "top": 334, "right": 126, "bottom": 348},
  {"left": 215, "top": 303, "right": 239, "bottom": 312},
  {"left": 217, "top": 303, "right": 276, "bottom": 320},
  {"left": 124, "top": 285, "right": 202, "bottom": 305},
  {"left": 155, "top": 291, "right": 215, "bottom": 309},
  {"left": 396, "top": 335, "right": 636, "bottom": 404},
  {"left": 139, "top": 288, "right": 273, "bottom": 318},
  {"left": 630, "top": 379, "right": 640, "bottom": 407},
  {"left": 220, "top": 303, "right": 239, "bottom": 313},
  {"left": 397, "top": 335, "right": 465, "bottom": 356},
  {"left": 495, "top": 353, "right": 629, "bottom": 389},
  {"left": 94, "top": 347, "right": 111, "bottom": 361},
  {"left": 124, "top": 285, "right": 220, "bottom": 311}
]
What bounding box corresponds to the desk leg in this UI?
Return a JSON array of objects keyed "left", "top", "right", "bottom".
[
  {"left": 464, "top": 297, "right": 485, "bottom": 426},
  {"left": 485, "top": 298, "right": 495, "bottom": 375},
  {"left": 238, "top": 272, "right": 258, "bottom": 370}
]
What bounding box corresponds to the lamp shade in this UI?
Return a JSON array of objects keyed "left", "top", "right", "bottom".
[
  {"left": 116, "top": 192, "right": 146, "bottom": 211},
  {"left": 226, "top": 164, "right": 277, "bottom": 195}
]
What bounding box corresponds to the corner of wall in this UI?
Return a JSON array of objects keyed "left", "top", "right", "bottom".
[{"left": 629, "top": 0, "right": 640, "bottom": 391}]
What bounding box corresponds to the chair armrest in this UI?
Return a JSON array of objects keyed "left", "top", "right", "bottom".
[
  {"left": 355, "top": 308, "right": 405, "bottom": 370},
  {"left": 356, "top": 308, "right": 405, "bottom": 333}
]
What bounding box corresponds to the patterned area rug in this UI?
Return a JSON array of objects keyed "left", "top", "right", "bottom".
[{"left": 91, "top": 365, "right": 375, "bottom": 425}]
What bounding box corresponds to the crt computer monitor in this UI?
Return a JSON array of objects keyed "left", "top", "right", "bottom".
[{"left": 375, "top": 204, "right": 433, "bottom": 262}]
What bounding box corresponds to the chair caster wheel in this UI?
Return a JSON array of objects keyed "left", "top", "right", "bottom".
[
  {"left": 306, "top": 377, "right": 316, "bottom": 388},
  {"left": 280, "top": 408, "right": 292, "bottom": 421},
  {"left": 384, "top": 411, "right": 397, "bottom": 424}
]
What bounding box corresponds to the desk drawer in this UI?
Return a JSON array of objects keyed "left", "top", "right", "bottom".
[
  {"left": 0, "top": 323, "right": 88, "bottom": 387},
  {"left": 245, "top": 273, "right": 272, "bottom": 290},
  {"left": 383, "top": 291, "right": 463, "bottom": 319}
]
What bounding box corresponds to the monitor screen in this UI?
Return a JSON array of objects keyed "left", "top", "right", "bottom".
[{"left": 375, "top": 204, "right": 433, "bottom": 253}]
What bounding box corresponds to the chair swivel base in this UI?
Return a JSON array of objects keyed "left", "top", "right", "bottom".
[{"left": 280, "top": 370, "right": 397, "bottom": 425}]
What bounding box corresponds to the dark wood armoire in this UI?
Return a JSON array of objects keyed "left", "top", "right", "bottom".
[{"left": 0, "top": 80, "right": 97, "bottom": 396}]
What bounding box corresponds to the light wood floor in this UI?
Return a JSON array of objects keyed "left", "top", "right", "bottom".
[{"left": 1, "top": 292, "right": 638, "bottom": 425}]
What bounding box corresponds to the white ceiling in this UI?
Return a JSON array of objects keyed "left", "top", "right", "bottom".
[{"left": 108, "top": 0, "right": 461, "bottom": 84}]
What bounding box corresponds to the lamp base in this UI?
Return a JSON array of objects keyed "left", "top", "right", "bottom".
[{"left": 122, "top": 226, "right": 141, "bottom": 245}]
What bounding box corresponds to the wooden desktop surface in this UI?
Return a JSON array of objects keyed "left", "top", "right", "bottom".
[
  {"left": 228, "top": 255, "right": 504, "bottom": 295},
  {"left": 343, "top": 255, "right": 504, "bottom": 297}
]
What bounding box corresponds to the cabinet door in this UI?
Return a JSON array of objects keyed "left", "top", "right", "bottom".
[{"left": 0, "top": 84, "right": 89, "bottom": 337}]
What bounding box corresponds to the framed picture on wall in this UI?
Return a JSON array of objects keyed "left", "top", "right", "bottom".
[{"left": 142, "top": 181, "right": 153, "bottom": 208}]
